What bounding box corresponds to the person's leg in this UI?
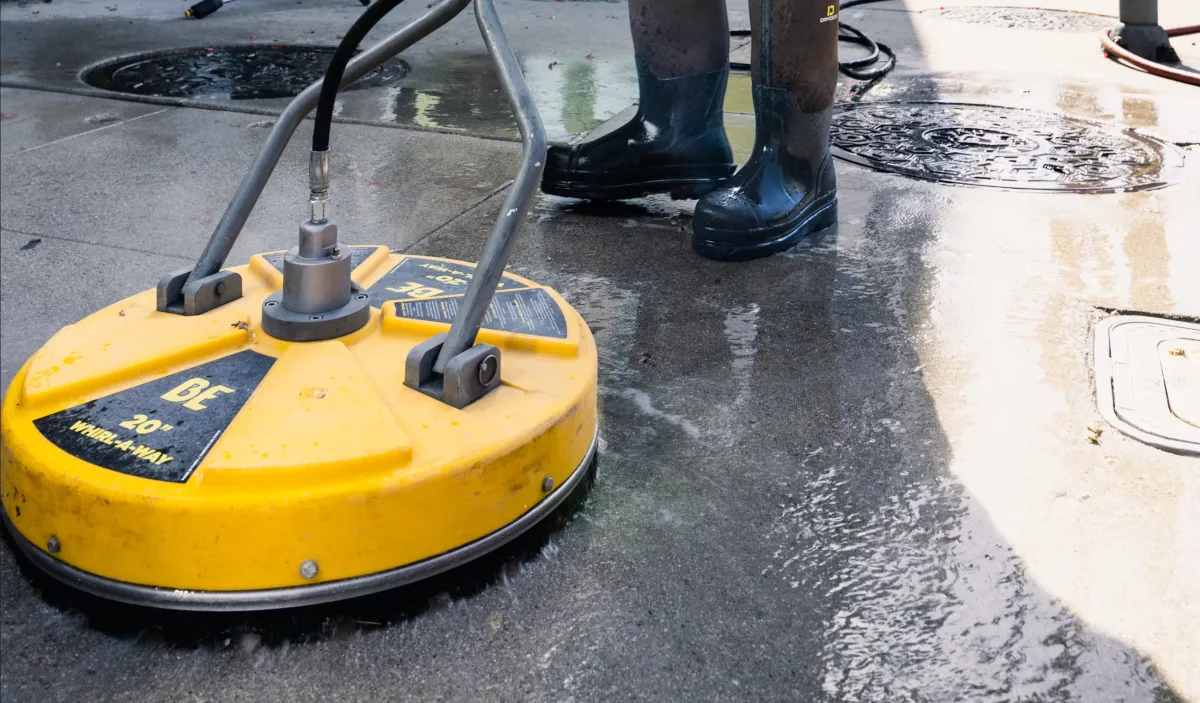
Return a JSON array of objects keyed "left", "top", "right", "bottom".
[
  {"left": 630, "top": 0, "right": 729, "bottom": 78},
  {"left": 541, "top": 0, "right": 735, "bottom": 201},
  {"left": 692, "top": 0, "right": 840, "bottom": 261},
  {"left": 748, "top": 0, "right": 839, "bottom": 109}
]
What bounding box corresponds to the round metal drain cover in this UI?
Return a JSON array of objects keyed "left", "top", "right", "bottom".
[
  {"left": 830, "top": 102, "right": 1179, "bottom": 192},
  {"left": 924, "top": 6, "right": 1115, "bottom": 32},
  {"left": 83, "top": 45, "right": 408, "bottom": 100}
]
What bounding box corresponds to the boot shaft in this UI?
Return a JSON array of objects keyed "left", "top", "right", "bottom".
[
  {"left": 750, "top": 85, "right": 835, "bottom": 191},
  {"left": 633, "top": 56, "right": 729, "bottom": 137}
]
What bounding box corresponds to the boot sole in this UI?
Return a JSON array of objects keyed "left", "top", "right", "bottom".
[
  {"left": 692, "top": 197, "right": 838, "bottom": 263},
  {"left": 542, "top": 165, "right": 736, "bottom": 201}
]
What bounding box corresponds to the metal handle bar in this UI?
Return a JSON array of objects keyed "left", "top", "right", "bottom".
[
  {"left": 185, "top": 0, "right": 472, "bottom": 287},
  {"left": 180, "top": 0, "right": 546, "bottom": 381},
  {"left": 432, "top": 0, "right": 547, "bottom": 373}
]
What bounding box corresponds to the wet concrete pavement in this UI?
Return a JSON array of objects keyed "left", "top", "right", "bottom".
[
  {"left": 0, "top": 0, "right": 655, "bottom": 141},
  {"left": 2, "top": 0, "right": 1199, "bottom": 701}
]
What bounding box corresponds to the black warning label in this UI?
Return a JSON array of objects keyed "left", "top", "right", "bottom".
[
  {"left": 262, "top": 246, "right": 379, "bottom": 274},
  {"left": 365, "top": 257, "right": 525, "bottom": 309},
  {"left": 32, "top": 351, "right": 276, "bottom": 483},
  {"left": 365, "top": 257, "right": 568, "bottom": 338},
  {"left": 396, "top": 287, "right": 568, "bottom": 339}
]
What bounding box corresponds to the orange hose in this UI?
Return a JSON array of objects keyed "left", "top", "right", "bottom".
[{"left": 1100, "top": 26, "right": 1200, "bottom": 87}]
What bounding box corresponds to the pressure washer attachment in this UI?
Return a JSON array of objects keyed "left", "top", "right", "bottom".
[
  {"left": 2, "top": 0, "right": 598, "bottom": 611},
  {"left": 260, "top": 150, "right": 370, "bottom": 342}
]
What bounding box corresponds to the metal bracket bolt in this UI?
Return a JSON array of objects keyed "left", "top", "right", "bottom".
[
  {"left": 300, "top": 560, "right": 319, "bottom": 579},
  {"left": 405, "top": 333, "right": 503, "bottom": 408},
  {"left": 478, "top": 354, "right": 498, "bottom": 385},
  {"left": 156, "top": 268, "right": 243, "bottom": 316}
]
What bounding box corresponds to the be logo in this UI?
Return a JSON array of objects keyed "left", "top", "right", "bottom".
[
  {"left": 161, "top": 378, "right": 235, "bottom": 410},
  {"left": 820, "top": 4, "right": 839, "bottom": 22},
  {"left": 827, "top": 4, "right": 835, "bottom": 16}
]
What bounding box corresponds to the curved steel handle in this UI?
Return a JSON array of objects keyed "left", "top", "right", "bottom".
[
  {"left": 184, "top": 0, "right": 473, "bottom": 288},
  {"left": 432, "top": 0, "right": 548, "bottom": 373}
]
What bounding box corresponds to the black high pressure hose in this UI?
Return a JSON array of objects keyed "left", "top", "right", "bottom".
[
  {"left": 836, "top": 0, "right": 897, "bottom": 80},
  {"left": 312, "top": 0, "right": 407, "bottom": 154},
  {"left": 837, "top": 22, "right": 896, "bottom": 80},
  {"left": 730, "top": 0, "right": 896, "bottom": 81}
]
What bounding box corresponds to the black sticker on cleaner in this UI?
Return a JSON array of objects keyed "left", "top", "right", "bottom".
[
  {"left": 262, "top": 246, "right": 379, "bottom": 273},
  {"left": 365, "top": 257, "right": 525, "bottom": 309},
  {"left": 32, "top": 350, "right": 276, "bottom": 483},
  {"left": 396, "top": 288, "right": 568, "bottom": 339}
]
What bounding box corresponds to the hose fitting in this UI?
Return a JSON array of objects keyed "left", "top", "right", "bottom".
[{"left": 309, "top": 150, "right": 330, "bottom": 223}]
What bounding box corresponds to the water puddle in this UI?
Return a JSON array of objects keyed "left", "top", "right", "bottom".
[{"left": 386, "top": 52, "right": 636, "bottom": 141}]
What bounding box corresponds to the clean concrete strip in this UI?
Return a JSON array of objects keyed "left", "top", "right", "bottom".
[{"left": 2, "top": 106, "right": 175, "bottom": 157}]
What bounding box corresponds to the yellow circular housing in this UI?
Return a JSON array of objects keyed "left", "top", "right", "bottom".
[{"left": 0, "top": 249, "right": 597, "bottom": 610}]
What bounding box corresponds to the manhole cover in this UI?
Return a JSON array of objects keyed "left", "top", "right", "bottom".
[
  {"left": 924, "top": 6, "right": 1115, "bottom": 32},
  {"left": 82, "top": 45, "right": 408, "bottom": 100},
  {"left": 830, "top": 102, "right": 1179, "bottom": 192},
  {"left": 1095, "top": 315, "right": 1200, "bottom": 456}
]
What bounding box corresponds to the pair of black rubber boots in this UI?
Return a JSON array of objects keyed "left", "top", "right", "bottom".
[{"left": 541, "top": 59, "right": 836, "bottom": 262}]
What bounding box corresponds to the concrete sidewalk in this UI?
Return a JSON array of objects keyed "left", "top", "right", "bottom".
[{"left": 2, "top": 0, "right": 1198, "bottom": 701}]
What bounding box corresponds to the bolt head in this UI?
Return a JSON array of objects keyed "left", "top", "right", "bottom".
[
  {"left": 541, "top": 475, "right": 554, "bottom": 493},
  {"left": 299, "top": 560, "right": 319, "bottom": 579},
  {"left": 478, "top": 354, "right": 498, "bottom": 386},
  {"left": 214, "top": 281, "right": 226, "bottom": 296},
  {"left": 46, "top": 535, "right": 61, "bottom": 554}
]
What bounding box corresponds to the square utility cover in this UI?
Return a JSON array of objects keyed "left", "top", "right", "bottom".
[{"left": 1094, "top": 315, "right": 1200, "bottom": 456}]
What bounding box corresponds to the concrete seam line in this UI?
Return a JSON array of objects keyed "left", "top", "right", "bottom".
[
  {"left": 399, "top": 181, "right": 514, "bottom": 254},
  {"left": 3, "top": 107, "right": 176, "bottom": 157},
  {"left": 0, "top": 80, "right": 525, "bottom": 145},
  {"left": 0, "top": 225, "right": 194, "bottom": 261}
]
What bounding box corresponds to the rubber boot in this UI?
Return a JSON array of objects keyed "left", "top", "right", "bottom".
[
  {"left": 691, "top": 86, "right": 837, "bottom": 261},
  {"left": 541, "top": 57, "right": 735, "bottom": 201}
]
